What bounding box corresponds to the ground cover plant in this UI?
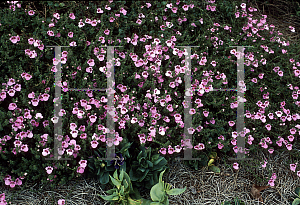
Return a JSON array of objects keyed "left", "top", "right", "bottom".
[{"left": 0, "top": 0, "right": 300, "bottom": 204}]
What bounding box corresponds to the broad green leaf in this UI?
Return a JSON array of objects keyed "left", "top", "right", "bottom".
[
  {"left": 100, "top": 172, "right": 109, "bottom": 184},
  {"left": 293, "top": 198, "right": 300, "bottom": 205},
  {"left": 208, "top": 165, "right": 221, "bottom": 174},
  {"left": 150, "top": 183, "right": 165, "bottom": 202},
  {"left": 166, "top": 187, "right": 186, "bottom": 196}
]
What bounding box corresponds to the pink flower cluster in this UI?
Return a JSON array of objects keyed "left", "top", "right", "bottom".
[
  {"left": 9, "top": 35, "right": 20, "bottom": 44},
  {"left": 0, "top": 193, "right": 7, "bottom": 205},
  {"left": 3, "top": 173, "right": 26, "bottom": 188},
  {"left": 268, "top": 173, "right": 277, "bottom": 187}
]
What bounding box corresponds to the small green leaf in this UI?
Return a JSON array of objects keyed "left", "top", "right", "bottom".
[
  {"left": 208, "top": 165, "right": 221, "bottom": 174},
  {"left": 109, "top": 175, "right": 121, "bottom": 189},
  {"left": 208, "top": 159, "right": 215, "bottom": 167},
  {"left": 166, "top": 187, "right": 186, "bottom": 196},
  {"left": 295, "top": 187, "right": 300, "bottom": 196},
  {"left": 99, "top": 194, "right": 117, "bottom": 201},
  {"left": 113, "top": 169, "right": 119, "bottom": 180}
]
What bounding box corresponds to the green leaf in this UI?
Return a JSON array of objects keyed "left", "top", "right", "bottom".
[
  {"left": 109, "top": 175, "right": 121, "bottom": 189},
  {"left": 120, "top": 186, "right": 125, "bottom": 195},
  {"left": 131, "top": 187, "right": 142, "bottom": 200},
  {"left": 208, "top": 158, "right": 215, "bottom": 167},
  {"left": 166, "top": 187, "right": 186, "bottom": 196},
  {"left": 120, "top": 169, "right": 124, "bottom": 182},
  {"left": 100, "top": 172, "right": 109, "bottom": 184},
  {"left": 150, "top": 183, "right": 165, "bottom": 202},
  {"left": 99, "top": 194, "right": 118, "bottom": 201},
  {"left": 138, "top": 169, "right": 149, "bottom": 182},
  {"left": 293, "top": 198, "right": 300, "bottom": 205},
  {"left": 208, "top": 165, "right": 221, "bottom": 174},
  {"left": 295, "top": 187, "right": 300, "bottom": 196},
  {"left": 159, "top": 169, "right": 166, "bottom": 183},
  {"left": 141, "top": 198, "right": 152, "bottom": 205},
  {"left": 123, "top": 178, "right": 129, "bottom": 189},
  {"left": 113, "top": 169, "right": 119, "bottom": 180}
]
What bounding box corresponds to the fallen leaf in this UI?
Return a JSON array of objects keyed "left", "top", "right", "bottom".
[{"left": 250, "top": 184, "right": 270, "bottom": 202}]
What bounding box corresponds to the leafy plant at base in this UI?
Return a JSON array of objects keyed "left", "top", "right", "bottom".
[
  {"left": 86, "top": 137, "right": 132, "bottom": 185},
  {"left": 183, "top": 151, "right": 221, "bottom": 174},
  {"left": 100, "top": 168, "right": 186, "bottom": 205},
  {"left": 221, "top": 196, "right": 246, "bottom": 205},
  {"left": 292, "top": 187, "right": 300, "bottom": 205},
  {"left": 129, "top": 145, "right": 169, "bottom": 190}
]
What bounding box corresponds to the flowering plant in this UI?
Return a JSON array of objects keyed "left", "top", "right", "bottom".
[{"left": 0, "top": 3, "right": 300, "bottom": 205}]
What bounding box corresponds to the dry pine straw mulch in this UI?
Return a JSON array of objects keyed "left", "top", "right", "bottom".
[{"left": 1, "top": 148, "right": 300, "bottom": 205}]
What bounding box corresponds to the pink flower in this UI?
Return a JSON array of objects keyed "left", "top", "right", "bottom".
[
  {"left": 268, "top": 178, "right": 275, "bottom": 187},
  {"left": 228, "top": 121, "right": 235, "bottom": 127},
  {"left": 203, "top": 111, "right": 209, "bottom": 117},
  {"left": 104, "top": 29, "right": 110, "bottom": 35},
  {"left": 68, "top": 32, "right": 73, "bottom": 38},
  {"left": 159, "top": 147, "right": 166, "bottom": 154},
  {"left": 91, "top": 20, "right": 97, "bottom": 26},
  {"left": 77, "top": 166, "right": 85, "bottom": 174},
  {"left": 182, "top": 5, "right": 189, "bottom": 11},
  {"left": 10, "top": 35, "right": 20, "bottom": 44},
  {"left": 42, "top": 148, "right": 50, "bottom": 156},
  {"left": 53, "top": 12, "right": 60, "bottom": 19},
  {"left": 45, "top": 166, "right": 53, "bottom": 174},
  {"left": 69, "top": 13, "right": 75, "bottom": 19},
  {"left": 91, "top": 140, "right": 98, "bottom": 148},
  {"left": 28, "top": 10, "right": 35, "bottom": 16},
  {"left": 8, "top": 103, "right": 17, "bottom": 110},
  {"left": 79, "top": 160, "right": 87, "bottom": 168},
  {"left": 47, "top": 30, "right": 54, "bottom": 36},
  {"left": 120, "top": 7, "right": 127, "bottom": 15},
  {"left": 233, "top": 162, "right": 239, "bottom": 170},
  {"left": 87, "top": 59, "right": 95, "bottom": 66},
  {"left": 290, "top": 163, "right": 297, "bottom": 172},
  {"left": 58, "top": 199, "right": 65, "bottom": 205},
  {"left": 286, "top": 143, "right": 293, "bottom": 150},
  {"left": 171, "top": 7, "right": 178, "bottom": 13}
]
